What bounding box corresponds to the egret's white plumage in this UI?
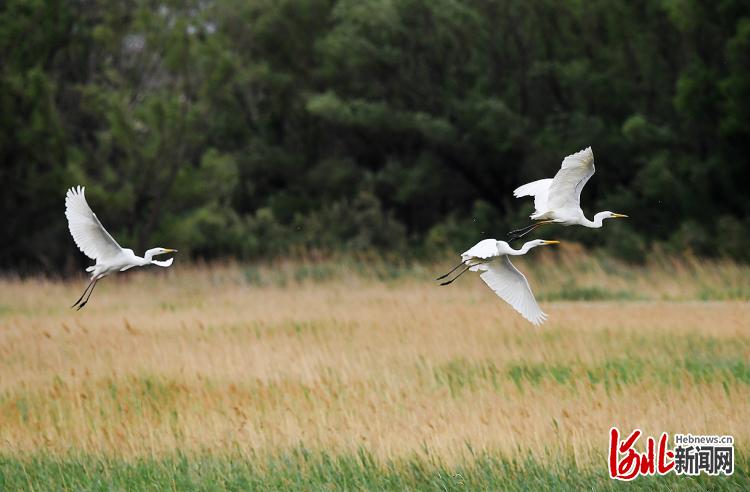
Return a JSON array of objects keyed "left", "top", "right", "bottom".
[
  {"left": 65, "top": 186, "right": 177, "bottom": 309},
  {"left": 66, "top": 187, "right": 125, "bottom": 261},
  {"left": 440, "top": 239, "right": 558, "bottom": 326},
  {"left": 510, "top": 147, "right": 627, "bottom": 238},
  {"left": 513, "top": 178, "right": 553, "bottom": 218}
]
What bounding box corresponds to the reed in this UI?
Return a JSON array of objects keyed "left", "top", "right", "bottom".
[{"left": 0, "top": 253, "right": 748, "bottom": 485}]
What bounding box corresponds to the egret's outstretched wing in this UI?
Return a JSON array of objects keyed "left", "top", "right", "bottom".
[
  {"left": 478, "top": 256, "right": 547, "bottom": 326},
  {"left": 65, "top": 186, "right": 123, "bottom": 261},
  {"left": 513, "top": 178, "right": 553, "bottom": 216},
  {"left": 546, "top": 147, "right": 595, "bottom": 211}
]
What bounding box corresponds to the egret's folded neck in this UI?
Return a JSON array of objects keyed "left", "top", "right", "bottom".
[
  {"left": 589, "top": 212, "right": 609, "bottom": 228},
  {"left": 152, "top": 258, "right": 174, "bottom": 268}
]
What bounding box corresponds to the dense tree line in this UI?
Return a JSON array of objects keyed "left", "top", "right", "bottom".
[{"left": 2, "top": 0, "right": 749, "bottom": 272}]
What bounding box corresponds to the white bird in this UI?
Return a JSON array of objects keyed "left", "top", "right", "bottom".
[
  {"left": 437, "top": 239, "right": 559, "bottom": 325},
  {"left": 65, "top": 186, "right": 177, "bottom": 310},
  {"left": 509, "top": 146, "right": 627, "bottom": 239}
]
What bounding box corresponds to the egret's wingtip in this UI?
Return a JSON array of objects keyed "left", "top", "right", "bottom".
[
  {"left": 66, "top": 185, "right": 85, "bottom": 197},
  {"left": 530, "top": 312, "right": 548, "bottom": 326}
]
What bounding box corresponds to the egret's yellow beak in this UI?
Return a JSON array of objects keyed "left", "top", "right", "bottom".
[
  {"left": 165, "top": 249, "right": 178, "bottom": 253},
  {"left": 542, "top": 240, "right": 560, "bottom": 245},
  {"left": 611, "top": 213, "right": 628, "bottom": 218}
]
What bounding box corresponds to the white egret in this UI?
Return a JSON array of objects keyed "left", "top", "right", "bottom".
[
  {"left": 437, "top": 239, "right": 559, "bottom": 325},
  {"left": 65, "top": 186, "right": 177, "bottom": 310},
  {"left": 509, "top": 146, "right": 627, "bottom": 239}
]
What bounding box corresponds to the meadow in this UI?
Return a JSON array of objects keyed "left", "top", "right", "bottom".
[{"left": 1, "top": 248, "right": 749, "bottom": 490}]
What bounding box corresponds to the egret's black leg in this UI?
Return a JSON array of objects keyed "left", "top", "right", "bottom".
[
  {"left": 508, "top": 223, "right": 538, "bottom": 240},
  {"left": 71, "top": 278, "right": 95, "bottom": 308},
  {"left": 76, "top": 278, "right": 99, "bottom": 310},
  {"left": 508, "top": 220, "right": 553, "bottom": 240},
  {"left": 436, "top": 260, "right": 466, "bottom": 281},
  {"left": 440, "top": 262, "right": 483, "bottom": 286}
]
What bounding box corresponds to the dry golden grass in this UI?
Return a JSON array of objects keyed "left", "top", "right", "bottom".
[{"left": 1, "top": 253, "right": 748, "bottom": 467}]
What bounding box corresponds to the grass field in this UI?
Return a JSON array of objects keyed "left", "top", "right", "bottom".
[{"left": 1, "top": 249, "right": 749, "bottom": 489}]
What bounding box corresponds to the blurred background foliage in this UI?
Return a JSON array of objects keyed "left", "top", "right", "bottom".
[{"left": 1, "top": 0, "right": 749, "bottom": 273}]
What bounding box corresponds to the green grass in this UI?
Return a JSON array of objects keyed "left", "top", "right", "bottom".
[
  {"left": 539, "top": 281, "right": 639, "bottom": 301},
  {"left": 1, "top": 450, "right": 747, "bottom": 491},
  {"left": 698, "top": 286, "right": 750, "bottom": 301},
  {"left": 209, "top": 255, "right": 750, "bottom": 300},
  {"left": 420, "top": 346, "right": 750, "bottom": 399}
]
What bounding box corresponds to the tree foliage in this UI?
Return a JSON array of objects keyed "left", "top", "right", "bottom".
[{"left": 2, "top": 0, "right": 749, "bottom": 272}]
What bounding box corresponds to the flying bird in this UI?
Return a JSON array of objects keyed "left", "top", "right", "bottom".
[
  {"left": 509, "top": 147, "right": 627, "bottom": 240},
  {"left": 437, "top": 239, "right": 559, "bottom": 325},
  {"left": 65, "top": 186, "right": 177, "bottom": 310}
]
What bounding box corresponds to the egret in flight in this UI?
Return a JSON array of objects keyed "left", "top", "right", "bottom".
[
  {"left": 509, "top": 147, "right": 627, "bottom": 240},
  {"left": 437, "top": 239, "right": 559, "bottom": 325},
  {"left": 65, "top": 186, "right": 177, "bottom": 310}
]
